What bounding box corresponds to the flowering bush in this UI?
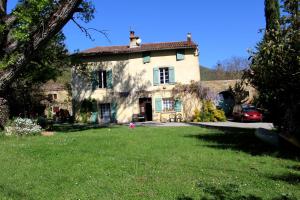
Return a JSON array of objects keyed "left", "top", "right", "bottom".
[
  {"left": 5, "top": 118, "right": 42, "bottom": 136},
  {"left": 193, "top": 101, "right": 226, "bottom": 122}
]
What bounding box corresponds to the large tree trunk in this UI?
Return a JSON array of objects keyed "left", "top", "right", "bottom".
[
  {"left": 0, "top": 0, "right": 83, "bottom": 91},
  {"left": 0, "top": 0, "right": 83, "bottom": 127}
]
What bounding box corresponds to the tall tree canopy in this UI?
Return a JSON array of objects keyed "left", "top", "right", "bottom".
[
  {"left": 0, "top": 0, "right": 94, "bottom": 128},
  {"left": 246, "top": 0, "right": 299, "bottom": 138},
  {"left": 264, "top": 0, "right": 280, "bottom": 31},
  {"left": 0, "top": 0, "right": 94, "bottom": 91}
]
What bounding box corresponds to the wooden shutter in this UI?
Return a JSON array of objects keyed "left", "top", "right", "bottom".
[
  {"left": 143, "top": 52, "right": 151, "bottom": 63},
  {"left": 106, "top": 69, "right": 113, "bottom": 89},
  {"left": 176, "top": 50, "right": 185, "bottom": 61},
  {"left": 111, "top": 102, "right": 117, "bottom": 122},
  {"left": 169, "top": 67, "right": 175, "bottom": 84},
  {"left": 174, "top": 99, "right": 182, "bottom": 112},
  {"left": 155, "top": 98, "right": 162, "bottom": 112},
  {"left": 153, "top": 68, "right": 159, "bottom": 86},
  {"left": 91, "top": 70, "right": 99, "bottom": 90}
]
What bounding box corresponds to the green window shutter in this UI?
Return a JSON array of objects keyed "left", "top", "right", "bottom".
[
  {"left": 143, "top": 52, "right": 151, "bottom": 63},
  {"left": 153, "top": 68, "right": 159, "bottom": 86},
  {"left": 169, "top": 67, "right": 175, "bottom": 84},
  {"left": 106, "top": 69, "right": 113, "bottom": 89},
  {"left": 176, "top": 50, "right": 185, "bottom": 61},
  {"left": 155, "top": 98, "right": 162, "bottom": 113},
  {"left": 174, "top": 99, "right": 182, "bottom": 112},
  {"left": 91, "top": 70, "right": 99, "bottom": 90},
  {"left": 111, "top": 102, "right": 117, "bottom": 122}
]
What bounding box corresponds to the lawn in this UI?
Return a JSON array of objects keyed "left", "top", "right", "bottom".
[{"left": 0, "top": 126, "right": 299, "bottom": 200}]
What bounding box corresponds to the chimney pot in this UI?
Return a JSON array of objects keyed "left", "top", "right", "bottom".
[{"left": 187, "top": 33, "right": 192, "bottom": 44}]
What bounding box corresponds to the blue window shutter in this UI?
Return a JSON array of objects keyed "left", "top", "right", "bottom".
[
  {"left": 176, "top": 50, "right": 185, "bottom": 61},
  {"left": 143, "top": 52, "right": 151, "bottom": 63},
  {"left": 169, "top": 67, "right": 175, "bottom": 84},
  {"left": 91, "top": 70, "right": 98, "bottom": 90},
  {"left": 155, "top": 98, "right": 162, "bottom": 112},
  {"left": 111, "top": 102, "right": 117, "bottom": 122},
  {"left": 106, "top": 69, "right": 113, "bottom": 89},
  {"left": 153, "top": 68, "right": 159, "bottom": 86},
  {"left": 175, "top": 100, "right": 182, "bottom": 112}
]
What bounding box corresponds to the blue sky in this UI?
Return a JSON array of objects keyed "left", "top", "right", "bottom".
[{"left": 8, "top": 0, "right": 265, "bottom": 68}]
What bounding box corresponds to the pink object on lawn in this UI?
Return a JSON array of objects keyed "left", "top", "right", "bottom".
[{"left": 129, "top": 122, "right": 135, "bottom": 129}]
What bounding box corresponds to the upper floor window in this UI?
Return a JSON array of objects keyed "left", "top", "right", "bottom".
[
  {"left": 160, "top": 68, "right": 169, "bottom": 84},
  {"left": 98, "top": 70, "right": 107, "bottom": 88},
  {"left": 91, "top": 69, "right": 113, "bottom": 90},
  {"left": 176, "top": 49, "right": 185, "bottom": 61},
  {"left": 143, "top": 52, "right": 151, "bottom": 64},
  {"left": 153, "top": 67, "right": 175, "bottom": 86}
]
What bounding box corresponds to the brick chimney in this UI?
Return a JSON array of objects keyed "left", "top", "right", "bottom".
[
  {"left": 187, "top": 33, "right": 192, "bottom": 44},
  {"left": 129, "top": 31, "right": 141, "bottom": 48}
]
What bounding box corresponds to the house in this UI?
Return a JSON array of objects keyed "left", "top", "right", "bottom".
[
  {"left": 72, "top": 31, "right": 201, "bottom": 123},
  {"left": 41, "top": 81, "right": 72, "bottom": 117}
]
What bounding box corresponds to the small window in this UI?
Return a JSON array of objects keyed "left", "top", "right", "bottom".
[
  {"left": 99, "top": 70, "right": 107, "bottom": 88},
  {"left": 162, "top": 98, "right": 174, "bottom": 112},
  {"left": 176, "top": 49, "right": 185, "bottom": 61},
  {"left": 143, "top": 52, "right": 151, "bottom": 63},
  {"left": 53, "top": 94, "right": 57, "bottom": 99},
  {"left": 159, "top": 68, "right": 169, "bottom": 84}
]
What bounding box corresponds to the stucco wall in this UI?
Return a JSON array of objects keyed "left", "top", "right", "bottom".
[{"left": 72, "top": 48, "right": 200, "bottom": 123}]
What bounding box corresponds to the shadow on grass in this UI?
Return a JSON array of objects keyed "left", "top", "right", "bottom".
[
  {"left": 269, "top": 173, "right": 300, "bottom": 185},
  {"left": 176, "top": 182, "right": 298, "bottom": 200},
  {"left": 0, "top": 184, "right": 32, "bottom": 200},
  {"left": 185, "top": 126, "right": 300, "bottom": 160},
  {"left": 52, "top": 123, "right": 113, "bottom": 133}
]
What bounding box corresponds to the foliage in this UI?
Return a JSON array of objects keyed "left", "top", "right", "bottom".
[
  {"left": 0, "top": 98, "right": 9, "bottom": 129},
  {"left": 227, "top": 80, "right": 249, "bottom": 104},
  {"left": 172, "top": 81, "right": 215, "bottom": 101},
  {"left": 0, "top": 126, "right": 298, "bottom": 199},
  {"left": 5, "top": 117, "right": 41, "bottom": 136},
  {"left": 246, "top": 0, "right": 300, "bottom": 138},
  {"left": 200, "top": 57, "right": 249, "bottom": 81},
  {"left": 193, "top": 101, "right": 226, "bottom": 122}
]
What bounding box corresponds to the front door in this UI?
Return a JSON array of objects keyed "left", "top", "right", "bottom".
[{"left": 139, "top": 98, "right": 152, "bottom": 121}]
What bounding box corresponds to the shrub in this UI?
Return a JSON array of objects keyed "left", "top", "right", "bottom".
[
  {"left": 0, "top": 98, "right": 9, "bottom": 129},
  {"left": 5, "top": 118, "right": 42, "bottom": 136},
  {"left": 193, "top": 101, "right": 226, "bottom": 122}
]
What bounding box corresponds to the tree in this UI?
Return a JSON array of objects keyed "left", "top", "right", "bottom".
[
  {"left": 246, "top": 0, "right": 300, "bottom": 139},
  {"left": 0, "top": 0, "right": 95, "bottom": 128},
  {"left": 5, "top": 32, "right": 70, "bottom": 117},
  {"left": 265, "top": 0, "right": 280, "bottom": 32}
]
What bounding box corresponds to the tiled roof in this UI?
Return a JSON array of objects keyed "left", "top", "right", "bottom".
[{"left": 76, "top": 41, "right": 197, "bottom": 56}]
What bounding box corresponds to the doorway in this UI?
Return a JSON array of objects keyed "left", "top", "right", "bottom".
[{"left": 139, "top": 98, "right": 152, "bottom": 121}]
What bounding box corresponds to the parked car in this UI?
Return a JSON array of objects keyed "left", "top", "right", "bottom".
[{"left": 232, "top": 104, "right": 263, "bottom": 122}]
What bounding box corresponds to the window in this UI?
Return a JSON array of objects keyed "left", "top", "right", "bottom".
[
  {"left": 100, "top": 103, "right": 110, "bottom": 120},
  {"left": 143, "top": 52, "right": 151, "bottom": 63},
  {"left": 162, "top": 98, "right": 174, "bottom": 112},
  {"left": 53, "top": 94, "right": 57, "bottom": 100},
  {"left": 159, "top": 68, "right": 169, "bottom": 84},
  {"left": 176, "top": 49, "right": 185, "bottom": 61},
  {"left": 98, "top": 70, "right": 107, "bottom": 88}
]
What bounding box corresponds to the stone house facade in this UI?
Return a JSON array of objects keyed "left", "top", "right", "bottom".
[{"left": 72, "top": 31, "right": 201, "bottom": 123}]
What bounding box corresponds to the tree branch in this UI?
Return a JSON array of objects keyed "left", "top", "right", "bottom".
[
  {"left": 0, "top": 0, "right": 83, "bottom": 91},
  {"left": 71, "top": 18, "right": 110, "bottom": 42},
  {"left": 0, "top": 0, "right": 7, "bottom": 17}
]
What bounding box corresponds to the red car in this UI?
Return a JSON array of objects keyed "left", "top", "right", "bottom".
[{"left": 232, "top": 104, "right": 263, "bottom": 122}]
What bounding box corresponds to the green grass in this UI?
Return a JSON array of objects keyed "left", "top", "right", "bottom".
[{"left": 0, "top": 126, "right": 299, "bottom": 200}]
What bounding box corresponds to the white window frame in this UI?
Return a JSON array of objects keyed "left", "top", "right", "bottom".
[
  {"left": 159, "top": 68, "right": 169, "bottom": 84},
  {"left": 162, "top": 98, "right": 174, "bottom": 112}
]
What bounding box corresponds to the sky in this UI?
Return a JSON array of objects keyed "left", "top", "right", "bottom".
[{"left": 8, "top": 0, "right": 266, "bottom": 68}]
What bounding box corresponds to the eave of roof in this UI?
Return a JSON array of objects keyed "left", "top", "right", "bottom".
[{"left": 73, "top": 41, "right": 198, "bottom": 57}]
